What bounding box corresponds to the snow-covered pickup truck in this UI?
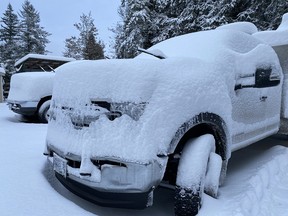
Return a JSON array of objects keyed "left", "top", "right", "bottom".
[
  {"left": 44, "top": 15, "right": 288, "bottom": 216},
  {"left": 7, "top": 54, "right": 75, "bottom": 123}
]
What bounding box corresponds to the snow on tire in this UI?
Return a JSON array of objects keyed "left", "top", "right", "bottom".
[
  {"left": 38, "top": 100, "right": 51, "bottom": 123},
  {"left": 204, "top": 152, "right": 222, "bottom": 198},
  {"left": 174, "top": 134, "right": 221, "bottom": 216}
]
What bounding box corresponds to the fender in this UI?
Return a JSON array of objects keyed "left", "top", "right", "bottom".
[{"left": 167, "top": 112, "right": 229, "bottom": 161}]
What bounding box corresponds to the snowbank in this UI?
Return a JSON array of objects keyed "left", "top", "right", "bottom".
[{"left": 219, "top": 146, "right": 288, "bottom": 216}]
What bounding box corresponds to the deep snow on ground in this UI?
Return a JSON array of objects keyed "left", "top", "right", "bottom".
[{"left": 0, "top": 102, "right": 288, "bottom": 215}]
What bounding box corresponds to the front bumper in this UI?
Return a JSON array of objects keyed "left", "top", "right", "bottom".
[
  {"left": 46, "top": 150, "right": 164, "bottom": 209},
  {"left": 55, "top": 172, "right": 153, "bottom": 209},
  {"left": 7, "top": 100, "right": 38, "bottom": 116}
]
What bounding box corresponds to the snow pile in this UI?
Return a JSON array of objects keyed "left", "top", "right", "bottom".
[
  {"left": 253, "top": 13, "right": 288, "bottom": 46},
  {"left": 221, "top": 146, "right": 288, "bottom": 216},
  {"left": 8, "top": 72, "right": 54, "bottom": 101}
]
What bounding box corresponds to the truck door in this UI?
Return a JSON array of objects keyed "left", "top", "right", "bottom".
[{"left": 231, "top": 66, "right": 281, "bottom": 147}]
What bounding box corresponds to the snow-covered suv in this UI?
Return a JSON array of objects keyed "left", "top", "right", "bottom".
[
  {"left": 7, "top": 54, "right": 74, "bottom": 123},
  {"left": 44, "top": 15, "right": 288, "bottom": 216}
]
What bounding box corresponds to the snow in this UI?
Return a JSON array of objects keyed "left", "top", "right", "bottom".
[
  {"left": 176, "top": 134, "right": 216, "bottom": 190},
  {"left": 216, "top": 22, "right": 258, "bottom": 35},
  {"left": 47, "top": 28, "right": 282, "bottom": 165},
  {"left": 1, "top": 102, "right": 288, "bottom": 215},
  {"left": 14, "top": 54, "right": 75, "bottom": 67},
  {"left": 253, "top": 13, "right": 288, "bottom": 47},
  {"left": 7, "top": 72, "right": 54, "bottom": 101}
]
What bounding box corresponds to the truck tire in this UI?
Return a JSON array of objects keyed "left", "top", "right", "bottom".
[
  {"left": 38, "top": 100, "right": 51, "bottom": 123},
  {"left": 174, "top": 134, "right": 221, "bottom": 216}
]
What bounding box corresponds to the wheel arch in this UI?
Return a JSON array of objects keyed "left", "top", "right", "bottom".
[
  {"left": 37, "top": 95, "right": 52, "bottom": 111},
  {"left": 162, "top": 112, "right": 229, "bottom": 186},
  {"left": 168, "top": 112, "right": 228, "bottom": 161}
]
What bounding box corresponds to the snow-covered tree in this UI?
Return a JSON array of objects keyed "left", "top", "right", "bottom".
[
  {"left": 0, "top": 3, "right": 20, "bottom": 73},
  {"left": 63, "top": 12, "right": 104, "bottom": 60},
  {"left": 18, "top": 0, "right": 51, "bottom": 55},
  {"left": 114, "top": 0, "right": 288, "bottom": 58},
  {"left": 63, "top": 36, "right": 82, "bottom": 59},
  {"left": 236, "top": 0, "right": 288, "bottom": 30},
  {"left": 114, "top": 0, "right": 155, "bottom": 58},
  {"left": 0, "top": 3, "right": 21, "bottom": 97}
]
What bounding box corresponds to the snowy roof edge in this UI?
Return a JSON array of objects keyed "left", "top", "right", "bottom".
[{"left": 15, "top": 54, "right": 76, "bottom": 67}]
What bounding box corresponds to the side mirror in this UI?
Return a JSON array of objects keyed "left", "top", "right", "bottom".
[
  {"left": 255, "top": 68, "right": 280, "bottom": 88},
  {"left": 235, "top": 67, "right": 280, "bottom": 90}
]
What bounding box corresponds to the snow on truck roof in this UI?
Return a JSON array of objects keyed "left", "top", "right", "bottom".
[
  {"left": 136, "top": 25, "right": 261, "bottom": 61},
  {"left": 216, "top": 21, "right": 258, "bottom": 34},
  {"left": 253, "top": 13, "right": 288, "bottom": 47}
]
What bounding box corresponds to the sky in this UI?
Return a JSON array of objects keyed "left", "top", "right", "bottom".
[{"left": 0, "top": 0, "right": 121, "bottom": 57}]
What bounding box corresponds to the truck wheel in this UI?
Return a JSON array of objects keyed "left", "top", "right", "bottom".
[
  {"left": 38, "top": 100, "right": 51, "bottom": 123},
  {"left": 174, "top": 134, "right": 222, "bottom": 216}
]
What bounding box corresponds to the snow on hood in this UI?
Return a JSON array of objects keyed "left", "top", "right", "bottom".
[
  {"left": 47, "top": 28, "right": 280, "bottom": 163},
  {"left": 49, "top": 57, "right": 230, "bottom": 162},
  {"left": 253, "top": 13, "right": 288, "bottom": 46},
  {"left": 8, "top": 72, "right": 54, "bottom": 101}
]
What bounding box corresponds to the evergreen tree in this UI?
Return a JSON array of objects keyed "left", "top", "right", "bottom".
[
  {"left": 236, "top": 0, "right": 288, "bottom": 30},
  {"left": 0, "top": 3, "right": 20, "bottom": 97},
  {"left": 114, "top": 0, "right": 155, "bottom": 58},
  {"left": 63, "top": 36, "right": 82, "bottom": 59},
  {"left": 83, "top": 31, "right": 104, "bottom": 60},
  {"left": 18, "top": 0, "right": 51, "bottom": 55},
  {"left": 63, "top": 12, "right": 104, "bottom": 60},
  {"left": 114, "top": 0, "right": 288, "bottom": 58},
  {"left": 0, "top": 3, "right": 20, "bottom": 72}
]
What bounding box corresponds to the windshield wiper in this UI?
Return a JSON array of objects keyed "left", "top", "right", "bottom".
[{"left": 138, "top": 48, "right": 166, "bottom": 59}]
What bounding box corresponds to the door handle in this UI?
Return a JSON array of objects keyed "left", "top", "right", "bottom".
[{"left": 260, "top": 96, "right": 267, "bottom": 102}]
